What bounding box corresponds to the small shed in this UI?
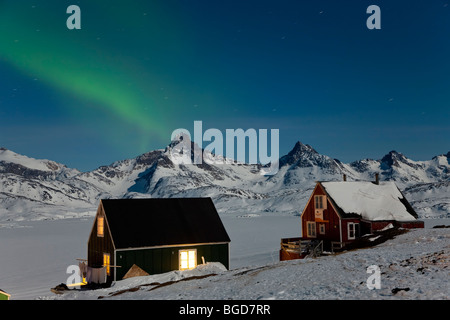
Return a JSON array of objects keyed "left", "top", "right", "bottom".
[
  {"left": 0, "top": 289, "right": 11, "bottom": 300},
  {"left": 87, "top": 197, "right": 230, "bottom": 283},
  {"left": 281, "top": 178, "right": 423, "bottom": 260}
]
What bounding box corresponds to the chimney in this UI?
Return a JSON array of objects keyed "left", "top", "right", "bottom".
[
  {"left": 375, "top": 173, "right": 379, "bottom": 185},
  {"left": 343, "top": 174, "right": 347, "bottom": 182}
]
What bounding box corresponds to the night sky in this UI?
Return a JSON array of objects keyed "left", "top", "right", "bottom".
[{"left": 1, "top": 1, "right": 449, "bottom": 171}]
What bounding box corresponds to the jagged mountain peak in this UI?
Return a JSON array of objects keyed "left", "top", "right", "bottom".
[
  {"left": 431, "top": 151, "right": 450, "bottom": 166},
  {"left": 279, "top": 141, "right": 339, "bottom": 171},
  {"left": 291, "top": 141, "right": 318, "bottom": 154},
  {"left": 165, "top": 132, "right": 187, "bottom": 150},
  {"left": 279, "top": 141, "right": 318, "bottom": 166},
  {"left": 0, "top": 142, "right": 449, "bottom": 220},
  {"left": 384, "top": 150, "right": 405, "bottom": 157},
  {"left": 135, "top": 149, "right": 165, "bottom": 165},
  {"left": 380, "top": 150, "right": 409, "bottom": 168},
  {"left": 164, "top": 132, "right": 204, "bottom": 162}
]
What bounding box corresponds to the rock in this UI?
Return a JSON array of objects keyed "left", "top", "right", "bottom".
[
  {"left": 391, "top": 287, "right": 410, "bottom": 294},
  {"left": 51, "top": 283, "right": 70, "bottom": 294}
]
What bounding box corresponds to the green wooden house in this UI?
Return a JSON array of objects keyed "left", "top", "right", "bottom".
[
  {"left": 87, "top": 197, "right": 230, "bottom": 283},
  {"left": 0, "top": 289, "right": 11, "bottom": 300}
]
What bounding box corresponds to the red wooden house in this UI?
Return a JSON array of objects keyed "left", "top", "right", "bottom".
[{"left": 281, "top": 177, "right": 423, "bottom": 260}]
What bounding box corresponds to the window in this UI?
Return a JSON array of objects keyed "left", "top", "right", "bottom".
[
  {"left": 307, "top": 221, "right": 316, "bottom": 238},
  {"left": 319, "top": 224, "right": 326, "bottom": 235},
  {"left": 314, "top": 195, "right": 327, "bottom": 210},
  {"left": 97, "top": 216, "right": 104, "bottom": 237},
  {"left": 103, "top": 253, "right": 110, "bottom": 275},
  {"left": 348, "top": 222, "right": 359, "bottom": 240},
  {"left": 179, "top": 249, "right": 197, "bottom": 270}
]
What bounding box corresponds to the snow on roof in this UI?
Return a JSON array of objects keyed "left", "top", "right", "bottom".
[{"left": 321, "top": 181, "right": 417, "bottom": 221}]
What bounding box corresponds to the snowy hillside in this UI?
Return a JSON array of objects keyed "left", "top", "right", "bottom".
[
  {"left": 0, "top": 140, "right": 449, "bottom": 221},
  {"left": 0, "top": 148, "right": 103, "bottom": 221},
  {"left": 403, "top": 181, "right": 450, "bottom": 218},
  {"left": 41, "top": 227, "right": 450, "bottom": 300}
]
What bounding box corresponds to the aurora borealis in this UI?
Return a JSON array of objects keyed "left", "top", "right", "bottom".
[
  {"left": 0, "top": 1, "right": 181, "bottom": 156},
  {"left": 1, "top": 1, "right": 449, "bottom": 171}
]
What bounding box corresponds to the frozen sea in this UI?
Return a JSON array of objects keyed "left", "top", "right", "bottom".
[{"left": 0, "top": 213, "right": 307, "bottom": 300}]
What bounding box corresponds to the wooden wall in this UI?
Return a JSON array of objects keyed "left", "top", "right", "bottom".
[
  {"left": 340, "top": 218, "right": 362, "bottom": 242},
  {"left": 115, "top": 243, "right": 229, "bottom": 281},
  {"left": 301, "top": 184, "right": 341, "bottom": 242},
  {"left": 300, "top": 183, "right": 424, "bottom": 248},
  {"left": 398, "top": 220, "right": 424, "bottom": 229},
  {"left": 87, "top": 202, "right": 230, "bottom": 282},
  {"left": 87, "top": 204, "right": 115, "bottom": 280}
]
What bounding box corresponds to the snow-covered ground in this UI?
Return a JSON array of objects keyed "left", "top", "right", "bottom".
[
  {"left": 0, "top": 213, "right": 448, "bottom": 300},
  {"left": 0, "top": 212, "right": 301, "bottom": 300}
]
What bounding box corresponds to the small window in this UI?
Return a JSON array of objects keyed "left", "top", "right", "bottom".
[
  {"left": 319, "top": 224, "right": 326, "bottom": 235},
  {"left": 179, "top": 249, "right": 197, "bottom": 270},
  {"left": 97, "top": 217, "right": 104, "bottom": 237},
  {"left": 103, "top": 253, "right": 110, "bottom": 275},
  {"left": 314, "top": 195, "right": 327, "bottom": 210},
  {"left": 348, "top": 222, "right": 359, "bottom": 240},
  {"left": 307, "top": 221, "right": 316, "bottom": 238}
]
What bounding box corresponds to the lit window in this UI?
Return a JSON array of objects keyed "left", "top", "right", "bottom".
[
  {"left": 97, "top": 217, "right": 104, "bottom": 237},
  {"left": 179, "top": 249, "right": 197, "bottom": 270},
  {"left": 103, "top": 253, "right": 110, "bottom": 275}
]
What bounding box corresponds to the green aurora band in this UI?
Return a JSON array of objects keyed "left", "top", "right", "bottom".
[{"left": 0, "top": 1, "right": 183, "bottom": 152}]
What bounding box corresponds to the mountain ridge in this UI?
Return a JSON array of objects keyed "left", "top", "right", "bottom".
[{"left": 0, "top": 141, "right": 448, "bottom": 221}]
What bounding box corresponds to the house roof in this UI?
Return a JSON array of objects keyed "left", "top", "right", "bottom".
[
  {"left": 0, "top": 289, "right": 10, "bottom": 296},
  {"left": 101, "top": 197, "right": 230, "bottom": 249},
  {"left": 320, "top": 181, "right": 418, "bottom": 222}
]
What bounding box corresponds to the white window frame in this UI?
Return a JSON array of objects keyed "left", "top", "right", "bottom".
[
  {"left": 307, "top": 221, "right": 316, "bottom": 238},
  {"left": 179, "top": 249, "right": 197, "bottom": 270},
  {"left": 314, "top": 195, "right": 327, "bottom": 210},
  {"left": 347, "top": 222, "right": 359, "bottom": 240},
  {"left": 319, "top": 223, "right": 326, "bottom": 235}
]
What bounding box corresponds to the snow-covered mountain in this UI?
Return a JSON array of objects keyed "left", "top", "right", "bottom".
[
  {"left": 0, "top": 139, "right": 448, "bottom": 221},
  {"left": 0, "top": 148, "right": 106, "bottom": 220}
]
